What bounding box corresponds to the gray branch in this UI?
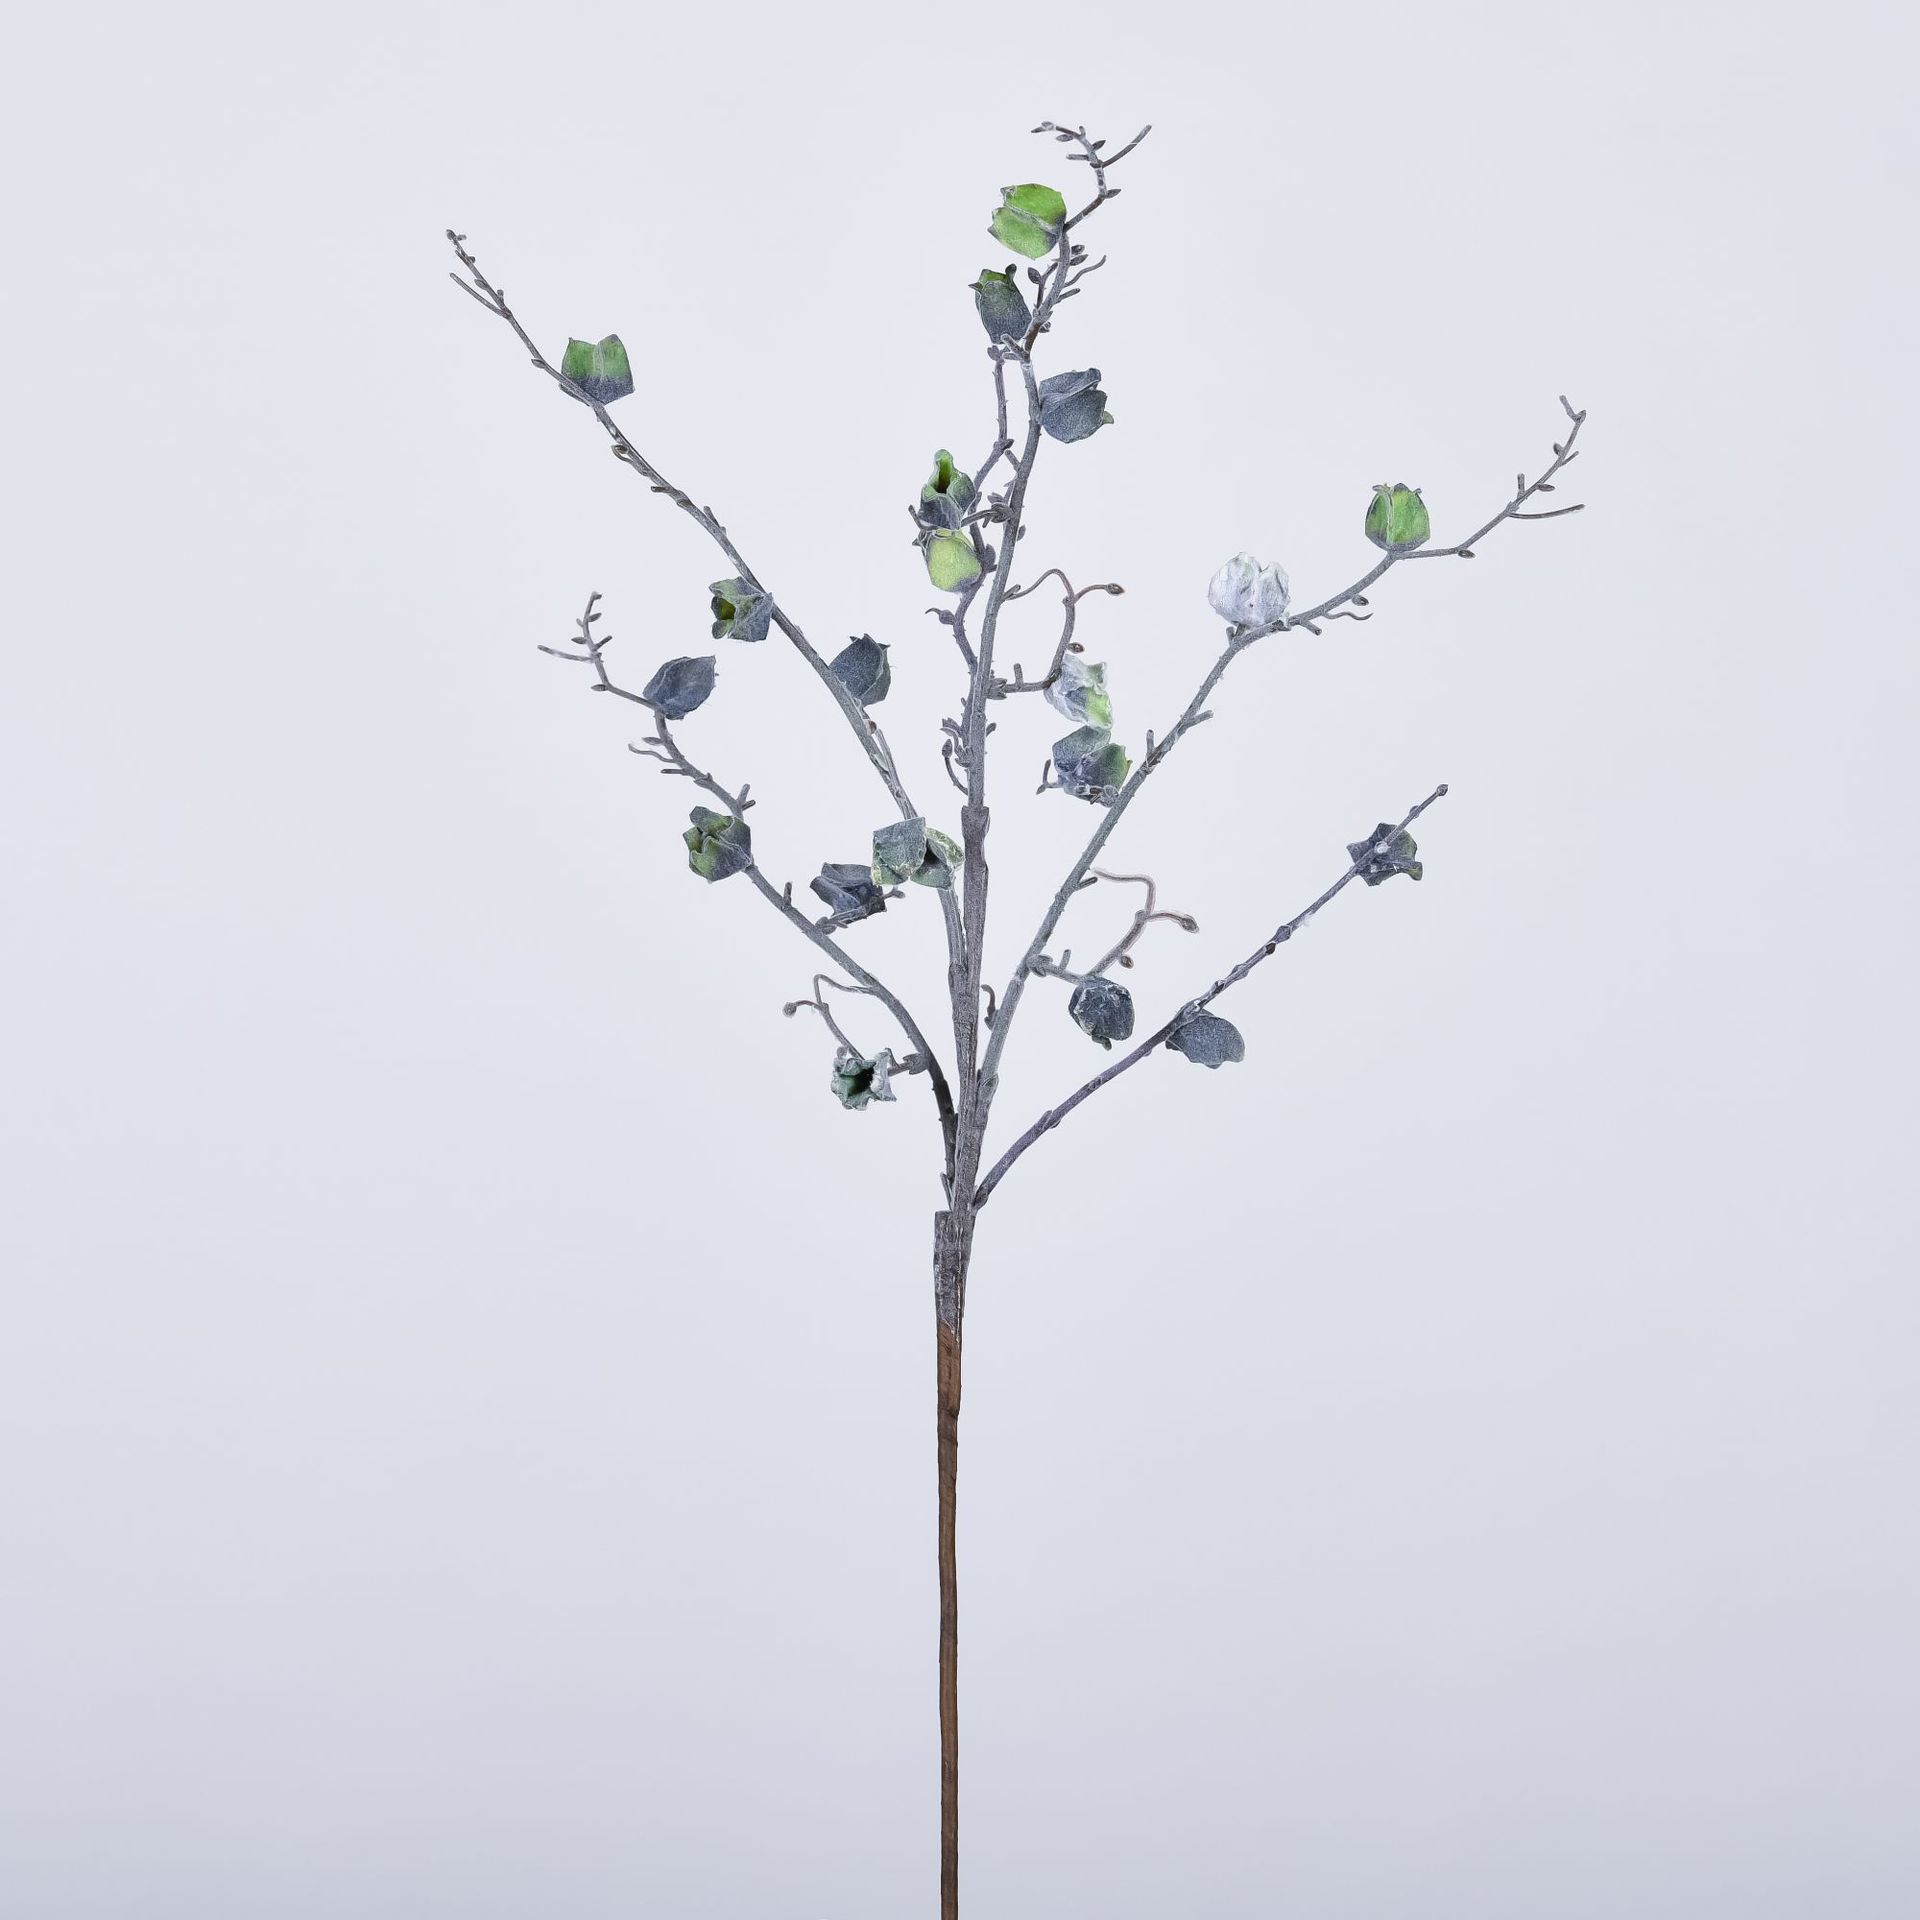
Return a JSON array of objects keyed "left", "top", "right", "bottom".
[
  {"left": 977, "top": 398, "right": 1586, "bottom": 1110},
  {"left": 553, "top": 602, "right": 959, "bottom": 1171},
  {"left": 973, "top": 784, "right": 1449, "bottom": 1208},
  {"left": 447, "top": 232, "right": 964, "bottom": 939}
]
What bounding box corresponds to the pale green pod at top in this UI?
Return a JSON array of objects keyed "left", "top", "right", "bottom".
[
  {"left": 1364, "top": 483, "right": 1431, "bottom": 552},
  {"left": 990, "top": 183, "right": 1067, "bottom": 258},
  {"left": 920, "top": 450, "right": 976, "bottom": 522}
]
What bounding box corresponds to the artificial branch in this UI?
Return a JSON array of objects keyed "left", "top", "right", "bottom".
[{"left": 452, "top": 117, "right": 1585, "bottom": 1920}]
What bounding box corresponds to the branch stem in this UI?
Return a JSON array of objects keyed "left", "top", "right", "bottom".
[{"left": 974, "top": 784, "right": 1450, "bottom": 1206}]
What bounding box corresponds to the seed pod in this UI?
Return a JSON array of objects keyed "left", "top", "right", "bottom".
[
  {"left": 640, "top": 655, "right": 716, "bottom": 719},
  {"left": 1166, "top": 1011, "right": 1245, "bottom": 1068},
  {"left": 683, "top": 807, "right": 751, "bottom": 883},
  {"left": 1364, "top": 483, "right": 1431, "bottom": 552},
  {"left": 989, "top": 183, "right": 1067, "bottom": 258},
  {"left": 558, "top": 334, "right": 633, "bottom": 405},
  {"left": 970, "top": 265, "right": 1032, "bottom": 342},
  {"left": 1069, "top": 976, "right": 1136, "bottom": 1050}
]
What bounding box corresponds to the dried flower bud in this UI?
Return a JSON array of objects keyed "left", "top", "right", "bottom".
[
  {"left": 831, "top": 1046, "right": 898, "bottom": 1110},
  {"left": 810, "top": 862, "right": 887, "bottom": 923},
  {"left": 1043, "top": 653, "right": 1112, "bottom": 729},
  {"left": 1207, "top": 552, "right": 1291, "bottom": 629}
]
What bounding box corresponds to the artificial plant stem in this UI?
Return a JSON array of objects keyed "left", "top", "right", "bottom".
[{"left": 932, "top": 1210, "right": 969, "bottom": 1920}]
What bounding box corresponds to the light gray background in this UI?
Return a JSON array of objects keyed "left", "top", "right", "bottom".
[{"left": 4, "top": 2, "right": 1915, "bottom": 1914}]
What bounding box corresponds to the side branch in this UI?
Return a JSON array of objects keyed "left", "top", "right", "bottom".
[
  {"left": 454, "top": 234, "right": 970, "bottom": 1042},
  {"left": 973, "top": 785, "right": 1450, "bottom": 1207},
  {"left": 978, "top": 398, "right": 1586, "bottom": 1100},
  {"left": 564, "top": 599, "right": 958, "bottom": 1169},
  {"left": 447, "top": 232, "right": 928, "bottom": 829}
]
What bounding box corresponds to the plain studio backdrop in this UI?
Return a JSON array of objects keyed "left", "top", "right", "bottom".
[{"left": 2, "top": 2, "right": 1914, "bottom": 1915}]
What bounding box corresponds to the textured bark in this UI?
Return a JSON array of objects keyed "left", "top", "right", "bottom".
[{"left": 933, "top": 1210, "right": 970, "bottom": 1920}]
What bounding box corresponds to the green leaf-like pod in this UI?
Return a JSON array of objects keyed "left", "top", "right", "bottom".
[
  {"left": 830, "top": 635, "right": 891, "bottom": 706},
  {"left": 990, "top": 183, "right": 1067, "bottom": 258},
  {"left": 1364, "top": 483, "right": 1431, "bottom": 552},
  {"left": 872, "top": 817, "right": 963, "bottom": 890},
  {"left": 640, "top": 655, "right": 717, "bottom": 719},
  {"left": 1346, "top": 822, "right": 1424, "bottom": 885},
  {"left": 918, "top": 450, "right": 977, "bottom": 529},
  {"left": 1069, "top": 976, "right": 1136, "bottom": 1050},
  {"left": 1051, "top": 725, "right": 1132, "bottom": 805},
  {"left": 830, "top": 1045, "right": 898, "bottom": 1110},
  {"left": 810, "top": 862, "right": 887, "bottom": 923},
  {"left": 683, "top": 806, "right": 751, "bottom": 883},
  {"left": 559, "top": 334, "right": 634, "bottom": 405},
  {"left": 709, "top": 578, "right": 773, "bottom": 643},
  {"left": 923, "top": 529, "right": 982, "bottom": 593},
  {"left": 971, "top": 265, "right": 1032, "bottom": 343},
  {"left": 1037, "top": 367, "right": 1112, "bottom": 443},
  {"left": 1043, "top": 654, "right": 1112, "bottom": 729},
  {"left": 1166, "top": 1011, "right": 1245, "bottom": 1068}
]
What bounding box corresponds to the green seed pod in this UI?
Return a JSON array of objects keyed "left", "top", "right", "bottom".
[
  {"left": 923, "top": 529, "right": 982, "bottom": 593},
  {"left": 990, "top": 183, "right": 1067, "bottom": 259},
  {"left": 558, "top": 334, "right": 634, "bottom": 405},
  {"left": 1364, "top": 483, "right": 1431, "bottom": 552},
  {"left": 683, "top": 806, "right": 751, "bottom": 883}
]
